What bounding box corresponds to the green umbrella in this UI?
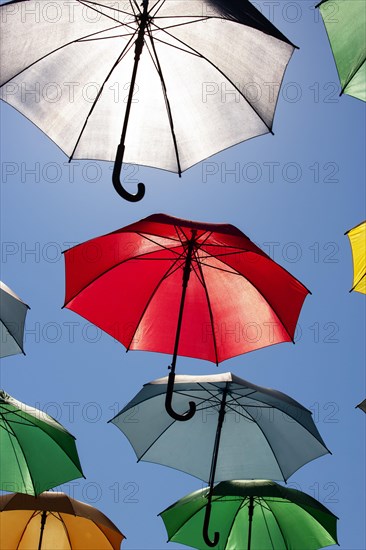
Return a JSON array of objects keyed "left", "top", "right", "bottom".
[
  {"left": 160, "top": 480, "right": 339, "bottom": 550},
  {"left": 0, "top": 390, "right": 84, "bottom": 496},
  {"left": 317, "top": 0, "right": 366, "bottom": 101}
]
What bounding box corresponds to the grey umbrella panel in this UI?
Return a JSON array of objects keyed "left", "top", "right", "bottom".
[
  {"left": 110, "top": 373, "right": 330, "bottom": 483},
  {"left": 0, "top": 282, "right": 29, "bottom": 358},
  {"left": 0, "top": 0, "right": 295, "bottom": 174}
]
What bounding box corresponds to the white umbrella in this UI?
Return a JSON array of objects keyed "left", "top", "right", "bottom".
[{"left": 0, "top": 281, "right": 29, "bottom": 358}]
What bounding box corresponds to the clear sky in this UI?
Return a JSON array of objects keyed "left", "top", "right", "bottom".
[{"left": 0, "top": 1, "right": 365, "bottom": 549}]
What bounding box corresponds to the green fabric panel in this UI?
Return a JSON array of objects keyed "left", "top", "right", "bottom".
[
  {"left": 0, "top": 400, "right": 83, "bottom": 495},
  {"left": 266, "top": 499, "right": 338, "bottom": 550},
  {"left": 226, "top": 500, "right": 286, "bottom": 550},
  {"left": 320, "top": 0, "right": 366, "bottom": 96},
  {"left": 345, "top": 59, "right": 366, "bottom": 100}
]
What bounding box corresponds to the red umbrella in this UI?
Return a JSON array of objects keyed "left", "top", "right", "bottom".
[{"left": 64, "top": 214, "right": 310, "bottom": 420}]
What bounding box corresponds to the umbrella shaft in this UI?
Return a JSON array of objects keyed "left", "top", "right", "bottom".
[
  {"left": 208, "top": 385, "right": 228, "bottom": 493},
  {"left": 170, "top": 232, "right": 196, "bottom": 372},
  {"left": 38, "top": 511, "right": 47, "bottom": 550},
  {"left": 247, "top": 496, "right": 254, "bottom": 550},
  {"left": 119, "top": 0, "right": 149, "bottom": 148}
]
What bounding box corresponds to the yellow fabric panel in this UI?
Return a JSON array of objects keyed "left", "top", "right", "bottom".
[
  {"left": 0, "top": 510, "right": 34, "bottom": 549},
  {"left": 61, "top": 513, "right": 115, "bottom": 549},
  {"left": 18, "top": 512, "right": 70, "bottom": 549},
  {"left": 347, "top": 221, "right": 366, "bottom": 294}
]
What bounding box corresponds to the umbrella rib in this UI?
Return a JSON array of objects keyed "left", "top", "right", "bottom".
[
  {"left": 137, "top": 418, "right": 177, "bottom": 462},
  {"left": 148, "top": 21, "right": 274, "bottom": 133},
  {"left": 225, "top": 497, "right": 246, "bottom": 546},
  {"left": 193, "top": 249, "right": 219, "bottom": 365},
  {"left": 63, "top": 243, "right": 183, "bottom": 306},
  {"left": 148, "top": 18, "right": 212, "bottom": 38},
  {"left": 77, "top": 0, "right": 134, "bottom": 25},
  {"left": 79, "top": 0, "right": 137, "bottom": 19},
  {"left": 258, "top": 500, "right": 276, "bottom": 550},
  {"left": 125, "top": 251, "right": 186, "bottom": 351},
  {"left": 150, "top": 0, "right": 166, "bottom": 18},
  {"left": 57, "top": 513, "right": 74, "bottom": 548},
  {"left": 226, "top": 402, "right": 287, "bottom": 481},
  {"left": 340, "top": 55, "right": 366, "bottom": 96},
  {"left": 265, "top": 499, "right": 289, "bottom": 547},
  {"left": 211, "top": 254, "right": 309, "bottom": 343},
  {"left": 351, "top": 271, "right": 366, "bottom": 292},
  {"left": 0, "top": 319, "right": 24, "bottom": 355},
  {"left": 0, "top": 23, "right": 129, "bottom": 89},
  {"left": 16, "top": 511, "right": 40, "bottom": 550},
  {"left": 6, "top": 409, "right": 85, "bottom": 478},
  {"left": 2, "top": 417, "right": 37, "bottom": 494},
  {"left": 146, "top": 25, "right": 182, "bottom": 175},
  {"left": 69, "top": 29, "right": 138, "bottom": 161}
]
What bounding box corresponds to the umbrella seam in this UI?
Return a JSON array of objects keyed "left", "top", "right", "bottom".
[
  {"left": 148, "top": 20, "right": 275, "bottom": 132},
  {"left": 125, "top": 251, "right": 187, "bottom": 351},
  {"left": 2, "top": 417, "right": 32, "bottom": 494}
]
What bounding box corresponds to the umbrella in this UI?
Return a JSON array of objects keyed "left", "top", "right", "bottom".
[
  {"left": 317, "top": 0, "right": 366, "bottom": 101},
  {"left": 0, "top": 389, "right": 84, "bottom": 496},
  {"left": 345, "top": 220, "right": 366, "bottom": 294},
  {"left": 356, "top": 398, "right": 366, "bottom": 413},
  {"left": 159, "top": 479, "right": 339, "bottom": 550},
  {"left": 0, "top": 0, "right": 296, "bottom": 201},
  {"left": 0, "top": 491, "right": 125, "bottom": 549},
  {"left": 63, "top": 213, "right": 310, "bottom": 421},
  {"left": 0, "top": 281, "right": 29, "bottom": 358},
  {"left": 109, "top": 372, "right": 330, "bottom": 546}
]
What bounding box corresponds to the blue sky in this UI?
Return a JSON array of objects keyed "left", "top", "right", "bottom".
[{"left": 0, "top": 1, "right": 365, "bottom": 549}]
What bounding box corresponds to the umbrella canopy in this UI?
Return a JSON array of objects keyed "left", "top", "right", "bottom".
[
  {"left": 159, "top": 480, "right": 339, "bottom": 550},
  {"left": 110, "top": 373, "right": 330, "bottom": 545},
  {"left": 0, "top": 390, "right": 84, "bottom": 496},
  {"left": 0, "top": 491, "right": 125, "bottom": 549},
  {"left": 0, "top": 281, "right": 29, "bottom": 358},
  {"left": 0, "top": 0, "right": 296, "bottom": 201},
  {"left": 356, "top": 398, "right": 366, "bottom": 413},
  {"left": 317, "top": 0, "right": 365, "bottom": 101},
  {"left": 345, "top": 220, "right": 366, "bottom": 293},
  {"left": 64, "top": 213, "right": 310, "bottom": 420}
]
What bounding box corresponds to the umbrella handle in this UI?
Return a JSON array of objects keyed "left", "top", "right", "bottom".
[
  {"left": 165, "top": 370, "right": 196, "bottom": 421},
  {"left": 203, "top": 501, "right": 219, "bottom": 547},
  {"left": 112, "top": 143, "right": 145, "bottom": 202}
]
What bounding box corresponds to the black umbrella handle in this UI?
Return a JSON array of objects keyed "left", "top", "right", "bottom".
[
  {"left": 165, "top": 370, "right": 196, "bottom": 421},
  {"left": 203, "top": 500, "right": 219, "bottom": 547},
  {"left": 112, "top": 144, "right": 145, "bottom": 202}
]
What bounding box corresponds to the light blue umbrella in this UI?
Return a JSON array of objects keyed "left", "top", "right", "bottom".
[
  {"left": 110, "top": 373, "right": 330, "bottom": 546},
  {"left": 0, "top": 281, "right": 29, "bottom": 358}
]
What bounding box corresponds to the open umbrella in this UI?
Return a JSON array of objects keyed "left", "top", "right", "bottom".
[
  {"left": 159, "top": 480, "right": 339, "bottom": 550},
  {"left": 317, "top": 0, "right": 365, "bottom": 101},
  {"left": 0, "top": 390, "right": 84, "bottom": 496},
  {"left": 356, "top": 399, "right": 366, "bottom": 413},
  {"left": 0, "top": 0, "right": 296, "bottom": 201},
  {"left": 0, "top": 281, "right": 29, "bottom": 358},
  {"left": 63, "top": 213, "right": 310, "bottom": 421},
  {"left": 0, "top": 491, "right": 125, "bottom": 549},
  {"left": 109, "top": 372, "right": 330, "bottom": 546},
  {"left": 345, "top": 220, "right": 366, "bottom": 294}
]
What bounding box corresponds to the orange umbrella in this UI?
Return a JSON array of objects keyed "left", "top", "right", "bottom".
[{"left": 0, "top": 492, "right": 125, "bottom": 550}]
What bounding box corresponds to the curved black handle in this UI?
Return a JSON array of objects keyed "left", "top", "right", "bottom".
[
  {"left": 203, "top": 501, "right": 219, "bottom": 547},
  {"left": 112, "top": 143, "right": 145, "bottom": 202},
  {"left": 165, "top": 370, "right": 196, "bottom": 421}
]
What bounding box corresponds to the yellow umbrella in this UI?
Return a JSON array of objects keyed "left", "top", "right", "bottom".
[
  {"left": 345, "top": 221, "right": 366, "bottom": 294},
  {"left": 0, "top": 492, "right": 125, "bottom": 550}
]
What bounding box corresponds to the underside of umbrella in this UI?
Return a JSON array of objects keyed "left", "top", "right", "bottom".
[
  {"left": 159, "top": 480, "right": 339, "bottom": 550},
  {"left": 345, "top": 220, "right": 366, "bottom": 294},
  {"left": 0, "top": 491, "right": 125, "bottom": 550},
  {"left": 0, "top": 0, "right": 296, "bottom": 200},
  {"left": 317, "top": 0, "right": 366, "bottom": 101},
  {"left": 0, "top": 390, "right": 84, "bottom": 496}
]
